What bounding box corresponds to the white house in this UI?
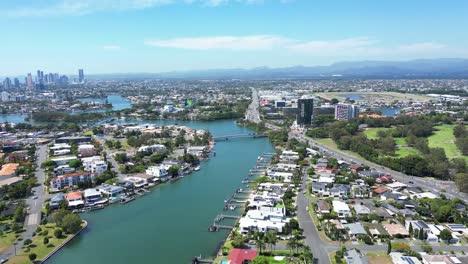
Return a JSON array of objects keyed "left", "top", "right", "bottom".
[
  {"left": 138, "top": 144, "right": 166, "bottom": 153},
  {"left": 146, "top": 165, "right": 170, "bottom": 181},
  {"left": 332, "top": 200, "right": 352, "bottom": 218},
  {"left": 82, "top": 156, "right": 107, "bottom": 175},
  {"left": 239, "top": 206, "right": 288, "bottom": 234}
]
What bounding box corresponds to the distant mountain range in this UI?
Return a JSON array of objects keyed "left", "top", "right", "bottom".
[{"left": 82, "top": 58, "right": 468, "bottom": 80}]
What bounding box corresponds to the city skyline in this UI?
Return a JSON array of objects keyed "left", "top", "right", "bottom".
[{"left": 2, "top": 0, "right": 468, "bottom": 75}]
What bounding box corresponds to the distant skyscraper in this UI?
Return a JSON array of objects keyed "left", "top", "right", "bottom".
[
  {"left": 296, "top": 97, "right": 314, "bottom": 126},
  {"left": 3, "top": 77, "right": 11, "bottom": 90},
  {"left": 78, "top": 69, "right": 84, "bottom": 83},
  {"left": 27, "top": 73, "right": 34, "bottom": 90},
  {"left": 335, "top": 104, "right": 359, "bottom": 120},
  {"left": 14, "top": 78, "right": 20, "bottom": 88}
]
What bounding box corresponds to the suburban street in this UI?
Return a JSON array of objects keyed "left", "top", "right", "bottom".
[
  {"left": 291, "top": 132, "right": 468, "bottom": 203},
  {"left": 1, "top": 144, "right": 48, "bottom": 259}
]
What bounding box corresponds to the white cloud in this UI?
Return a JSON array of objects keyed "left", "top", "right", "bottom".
[
  {"left": 100, "top": 45, "right": 121, "bottom": 50},
  {"left": 144, "top": 35, "right": 289, "bottom": 50},
  {"left": 6, "top": 0, "right": 281, "bottom": 17},
  {"left": 287, "top": 37, "right": 378, "bottom": 56}
]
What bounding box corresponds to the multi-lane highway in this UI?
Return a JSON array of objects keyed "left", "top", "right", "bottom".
[{"left": 245, "top": 87, "right": 261, "bottom": 124}]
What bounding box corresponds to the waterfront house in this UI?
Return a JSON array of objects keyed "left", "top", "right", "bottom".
[
  {"left": 66, "top": 191, "right": 84, "bottom": 208},
  {"left": 84, "top": 188, "right": 103, "bottom": 202},
  {"left": 187, "top": 146, "right": 208, "bottom": 157},
  {"left": 49, "top": 193, "right": 66, "bottom": 209},
  {"left": 98, "top": 184, "right": 124, "bottom": 198},
  {"left": 267, "top": 171, "right": 293, "bottom": 182},
  {"left": 332, "top": 200, "right": 352, "bottom": 218},
  {"left": 228, "top": 249, "right": 257, "bottom": 264},
  {"left": 146, "top": 165, "right": 170, "bottom": 182},
  {"left": 50, "top": 172, "right": 96, "bottom": 190},
  {"left": 123, "top": 176, "right": 148, "bottom": 188},
  {"left": 239, "top": 206, "right": 289, "bottom": 234}
]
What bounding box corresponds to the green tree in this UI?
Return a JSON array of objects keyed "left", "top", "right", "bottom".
[
  {"left": 252, "top": 256, "right": 269, "bottom": 264},
  {"left": 68, "top": 159, "right": 82, "bottom": 169},
  {"left": 439, "top": 229, "right": 452, "bottom": 241},
  {"left": 265, "top": 231, "right": 277, "bottom": 252},
  {"left": 167, "top": 165, "right": 180, "bottom": 178},
  {"left": 408, "top": 222, "right": 413, "bottom": 236},
  {"left": 29, "top": 253, "right": 37, "bottom": 261},
  {"left": 43, "top": 237, "right": 49, "bottom": 245},
  {"left": 54, "top": 228, "right": 63, "bottom": 238},
  {"left": 61, "top": 213, "right": 82, "bottom": 234},
  {"left": 387, "top": 240, "right": 392, "bottom": 255}
]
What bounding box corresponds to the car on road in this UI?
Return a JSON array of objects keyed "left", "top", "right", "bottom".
[
  {"left": 408, "top": 181, "right": 414, "bottom": 184},
  {"left": 32, "top": 196, "right": 38, "bottom": 200},
  {"left": 306, "top": 206, "right": 309, "bottom": 211},
  {"left": 1, "top": 258, "right": 9, "bottom": 263}
]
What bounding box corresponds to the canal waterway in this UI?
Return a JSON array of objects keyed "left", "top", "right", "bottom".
[
  {"left": 46, "top": 119, "right": 274, "bottom": 264},
  {"left": 0, "top": 95, "right": 131, "bottom": 124}
]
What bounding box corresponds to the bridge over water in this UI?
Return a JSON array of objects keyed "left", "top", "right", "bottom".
[{"left": 212, "top": 133, "right": 267, "bottom": 141}]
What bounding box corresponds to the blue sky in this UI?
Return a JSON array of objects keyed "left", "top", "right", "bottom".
[{"left": 1, "top": 0, "right": 468, "bottom": 75}]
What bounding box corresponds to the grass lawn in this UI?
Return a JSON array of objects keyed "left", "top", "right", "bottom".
[
  {"left": 265, "top": 256, "right": 287, "bottom": 263},
  {"left": 363, "top": 127, "right": 392, "bottom": 139},
  {"left": 313, "top": 138, "right": 365, "bottom": 159},
  {"left": 0, "top": 230, "right": 21, "bottom": 253},
  {"left": 366, "top": 252, "right": 392, "bottom": 264},
  {"left": 7, "top": 224, "right": 72, "bottom": 264},
  {"left": 428, "top": 125, "right": 467, "bottom": 161},
  {"left": 363, "top": 128, "right": 419, "bottom": 158}
]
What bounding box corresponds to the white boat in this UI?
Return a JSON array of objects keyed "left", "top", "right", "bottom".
[{"left": 194, "top": 166, "right": 201, "bottom": 171}]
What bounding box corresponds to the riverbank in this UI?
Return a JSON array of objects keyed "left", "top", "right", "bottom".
[
  {"left": 45, "top": 119, "right": 274, "bottom": 264},
  {"left": 6, "top": 221, "right": 87, "bottom": 264}
]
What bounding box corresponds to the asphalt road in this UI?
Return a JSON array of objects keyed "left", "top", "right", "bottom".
[
  {"left": 1, "top": 145, "right": 48, "bottom": 259},
  {"left": 245, "top": 87, "right": 261, "bottom": 124}
]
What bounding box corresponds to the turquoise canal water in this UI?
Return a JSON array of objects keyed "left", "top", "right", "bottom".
[
  {"left": 77, "top": 95, "right": 132, "bottom": 111},
  {"left": 0, "top": 95, "right": 131, "bottom": 123},
  {"left": 46, "top": 119, "right": 274, "bottom": 264}
]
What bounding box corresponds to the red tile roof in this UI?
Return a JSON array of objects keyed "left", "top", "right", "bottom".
[
  {"left": 228, "top": 248, "right": 257, "bottom": 264},
  {"left": 66, "top": 191, "right": 82, "bottom": 200}
]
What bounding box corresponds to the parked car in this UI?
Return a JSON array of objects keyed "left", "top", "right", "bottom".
[{"left": 1, "top": 258, "right": 9, "bottom": 263}]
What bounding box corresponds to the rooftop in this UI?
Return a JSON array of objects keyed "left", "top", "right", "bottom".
[{"left": 0, "top": 163, "right": 19, "bottom": 177}]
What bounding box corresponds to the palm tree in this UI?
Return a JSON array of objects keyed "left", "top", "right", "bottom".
[
  {"left": 266, "top": 231, "right": 277, "bottom": 252},
  {"left": 287, "top": 237, "right": 297, "bottom": 254},
  {"left": 254, "top": 231, "right": 266, "bottom": 254}
]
